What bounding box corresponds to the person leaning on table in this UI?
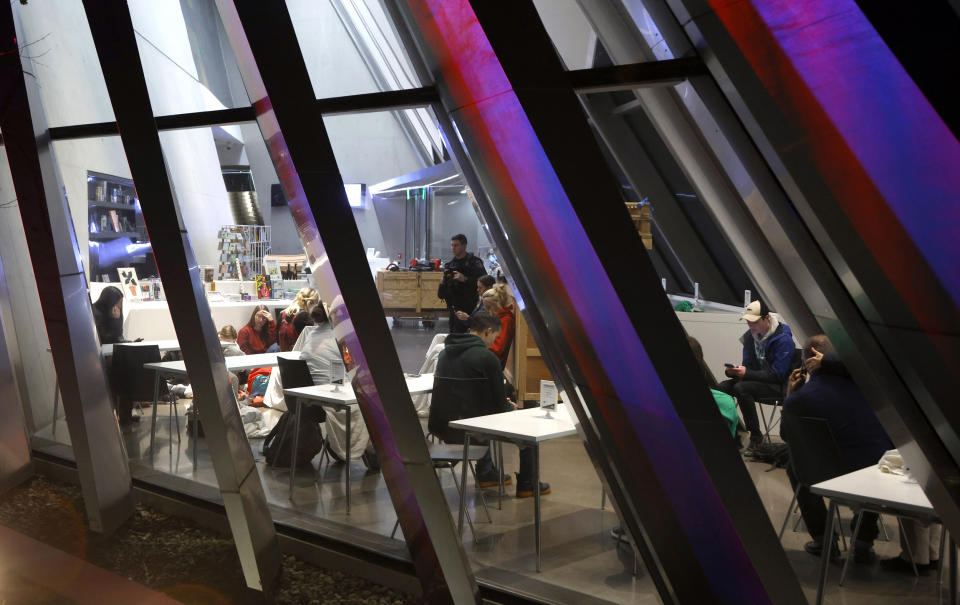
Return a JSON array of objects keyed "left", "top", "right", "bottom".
[
  {"left": 431, "top": 311, "right": 549, "bottom": 497},
  {"left": 780, "top": 334, "right": 892, "bottom": 564}
]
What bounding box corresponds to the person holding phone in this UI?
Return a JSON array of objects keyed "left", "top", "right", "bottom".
[
  {"left": 717, "top": 299, "right": 795, "bottom": 451},
  {"left": 92, "top": 286, "right": 141, "bottom": 344}
]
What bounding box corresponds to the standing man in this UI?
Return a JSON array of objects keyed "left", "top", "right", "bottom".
[
  {"left": 438, "top": 233, "right": 487, "bottom": 334},
  {"left": 718, "top": 299, "right": 796, "bottom": 450}
]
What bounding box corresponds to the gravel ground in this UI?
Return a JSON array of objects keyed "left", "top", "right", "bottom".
[{"left": 0, "top": 476, "right": 421, "bottom": 605}]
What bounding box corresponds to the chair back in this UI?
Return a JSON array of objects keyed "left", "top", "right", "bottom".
[
  {"left": 278, "top": 357, "right": 313, "bottom": 389},
  {"left": 428, "top": 376, "right": 491, "bottom": 444},
  {"left": 278, "top": 357, "right": 325, "bottom": 422},
  {"left": 786, "top": 415, "right": 846, "bottom": 486},
  {"left": 111, "top": 344, "right": 167, "bottom": 402}
]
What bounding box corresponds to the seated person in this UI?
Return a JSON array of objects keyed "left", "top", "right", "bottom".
[
  {"left": 480, "top": 283, "right": 515, "bottom": 368},
  {"left": 687, "top": 336, "right": 738, "bottom": 439},
  {"left": 278, "top": 288, "right": 318, "bottom": 351},
  {"left": 453, "top": 274, "right": 495, "bottom": 332},
  {"left": 718, "top": 299, "right": 795, "bottom": 450},
  {"left": 780, "top": 334, "right": 893, "bottom": 562},
  {"left": 882, "top": 519, "right": 941, "bottom": 574},
  {"left": 431, "top": 311, "right": 549, "bottom": 497},
  {"left": 237, "top": 305, "right": 279, "bottom": 354},
  {"left": 218, "top": 325, "right": 244, "bottom": 357},
  {"left": 92, "top": 286, "right": 130, "bottom": 344}
]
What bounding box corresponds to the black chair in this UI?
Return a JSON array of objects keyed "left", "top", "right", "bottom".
[
  {"left": 756, "top": 348, "right": 803, "bottom": 442},
  {"left": 277, "top": 357, "right": 328, "bottom": 488},
  {"left": 110, "top": 344, "right": 178, "bottom": 455}
]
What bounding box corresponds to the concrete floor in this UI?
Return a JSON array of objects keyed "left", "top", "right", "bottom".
[{"left": 32, "top": 319, "right": 953, "bottom": 604}]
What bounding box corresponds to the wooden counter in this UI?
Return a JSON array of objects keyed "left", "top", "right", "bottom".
[{"left": 375, "top": 270, "right": 446, "bottom": 325}]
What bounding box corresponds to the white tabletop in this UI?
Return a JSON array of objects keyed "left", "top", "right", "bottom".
[
  {"left": 144, "top": 351, "right": 300, "bottom": 376},
  {"left": 102, "top": 339, "right": 181, "bottom": 357},
  {"left": 810, "top": 466, "right": 935, "bottom": 518},
  {"left": 284, "top": 373, "right": 435, "bottom": 406},
  {"left": 448, "top": 404, "right": 578, "bottom": 443}
]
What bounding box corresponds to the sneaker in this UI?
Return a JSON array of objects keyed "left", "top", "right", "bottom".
[
  {"left": 879, "top": 555, "right": 934, "bottom": 575},
  {"left": 804, "top": 539, "right": 840, "bottom": 561},
  {"left": 476, "top": 469, "right": 511, "bottom": 488},
  {"left": 361, "top": 450, "right": 380, "bottom": 472},
  {"left": 516, "top": 481, "right": 550, "bottom": 498}
]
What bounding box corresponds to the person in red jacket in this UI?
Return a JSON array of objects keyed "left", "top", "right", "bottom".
[
  {"left": 237, "top": 305, "right": 278, "bottom": 354},
  {"left": 481, "top": 283, "right": 515, "bottom": 367}
]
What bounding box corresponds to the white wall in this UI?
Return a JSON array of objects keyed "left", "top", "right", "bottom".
[{"left": 532, "top": 0, "right": 598, "bottom": 70}]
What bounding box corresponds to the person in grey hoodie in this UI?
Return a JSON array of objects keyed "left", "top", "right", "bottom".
[
  {"left": 718, "top": 299, "right": 796, "bottom": 450},
  {"left": 431, "top": 311, "right": 549, "bottom": 497}
]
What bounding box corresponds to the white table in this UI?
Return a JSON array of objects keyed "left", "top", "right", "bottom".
[
  {"left": 810, "top": 466, "right": 952, "bottom": 604},
  {"left": 283, "top": 373, "right": 434, "bottom": 512},
  {"left": 449, "top": 404, "right": 577, "bottom": 571},
  {"left": 123, "top": 299, "right": 287, "bottom": 341},
  {"left": 143, "top": 352, "right": 301, "bottom": 465}
]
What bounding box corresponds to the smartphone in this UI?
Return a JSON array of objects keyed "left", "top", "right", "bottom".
[{"left": 724, "top": 363, "right": 736, "bottom": 368}]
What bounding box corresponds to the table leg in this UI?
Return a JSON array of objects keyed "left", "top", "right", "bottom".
[
  {"left": 289, "top": 397, "right": 302, "bottom": 497},
  {"left": 345, "top": 405, "right": 351, "bottom": 515},
  {"left": 497, "top": 441, "right": 503, "bottom": 511},
  {"left": 458, "top": 434, "right": 470, "bottom": 537},
  {"left": 535, "top": 442, "right": 541, "bottom": 573},
  {"left": 951, "top": 535, "right": 957, "bottom": 605},
  {"left": 149, "top": 373, "right": 160, "bottom": 456},
  {"left": 816, "top": 501, "right": 838, "bottom": 605}
]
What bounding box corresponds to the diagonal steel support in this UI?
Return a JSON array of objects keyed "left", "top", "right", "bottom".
[
  {"left": 214, "top": 2, "right": 479, "bottom": 602},
  {"left": 389, "top": 0, "right": 806, "bottom": 602},
  {"left": 80, "top": 1, "right": 280, "bottom": 590},
  {"left": 0, "top": 3, "right": 133, "bottom": 532}
]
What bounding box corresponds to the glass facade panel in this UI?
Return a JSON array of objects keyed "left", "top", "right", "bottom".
[
  {"left": 12, "top": 0, "right": 116, "bottom": 126},
  {"left": 287, "top": 0, "right": 430, "bottom": 99},
  {"left": 127, "top": 0, "right": 251, "bottom": 117}
]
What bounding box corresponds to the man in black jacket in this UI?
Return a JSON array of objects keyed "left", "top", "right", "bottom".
[
  {"left": 430, "top": 312, "right": 549, "bottom": 497},
  {"left": 437, "top": 234, "right": 487, "bottom": 334},
  {"left": 781, "top": 334, "right": 892, "bottom": 562}
]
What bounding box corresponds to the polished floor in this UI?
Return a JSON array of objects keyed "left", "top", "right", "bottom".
[{"left": 32, "top": 320, "right": 954, "bottom": 603}]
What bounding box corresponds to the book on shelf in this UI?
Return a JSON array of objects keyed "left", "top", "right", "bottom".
[{"left": 109, "top": 210, "right": 120, "bottom": 233}]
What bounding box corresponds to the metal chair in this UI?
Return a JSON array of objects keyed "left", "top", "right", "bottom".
[
  {"left": 756, "top": 348, "right": 802, "bottom": 442},
  {"left": 390, "top": 439, "right": 492, "bottom": 543},
  {"left": 779, "top": 416, "right": 846, "bottom": 538},
  {"left": 278, "top": 357, "right": 328, "bottom": 493},
  {"left": 109, "top": 344, "right": 178, "bottom": 455}
]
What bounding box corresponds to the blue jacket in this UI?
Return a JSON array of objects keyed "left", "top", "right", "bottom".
[
  {"left": 782, "top": 354, "right": 892, "bottom": 472},
  {"left": 740, "top": 319, "right": 795, "bottom": 386}
]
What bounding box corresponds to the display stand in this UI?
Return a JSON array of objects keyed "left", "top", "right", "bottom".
[{"left": 217, "top": 225, "right": 270, "bottom": 280}]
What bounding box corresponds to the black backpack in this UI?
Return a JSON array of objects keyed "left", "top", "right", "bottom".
[{"left": 262, "top": 407, "right": 324, "bottom": 468}]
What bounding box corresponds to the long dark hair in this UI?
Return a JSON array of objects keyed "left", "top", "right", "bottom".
[
  {"left": 246, "top": 304, "right": 272, "bottom": 340},
  {"left": 687, "top": 335, "right": 718, "bottom": 389},
  {"left": 93, "top": 286, "right": 124, "bottom": 314}
]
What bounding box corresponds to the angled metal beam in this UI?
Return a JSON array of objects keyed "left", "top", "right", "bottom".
[
  {"left": 214, "top": 2, "right": 477, "bottom": 603},
  {"left": 392, "top": 0, "right": 806, "bottom": 602},
  {"left": 314, "top": 85, "right": 439, "bottom": 115},
  {"left": 0, "top": 3, "right": 134, "bottom": 533},
  {"left": 580, "top": 92, "right": 737, "bottom": 301},
  {"left": 80, "top": 1, "right": 280, "bottom": 591},
  {"left": 568, "top": 57, "right": 707, "bottom": 93},
  {"left": 661, "top": 0, "right": 960, "bottom": 542}
]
